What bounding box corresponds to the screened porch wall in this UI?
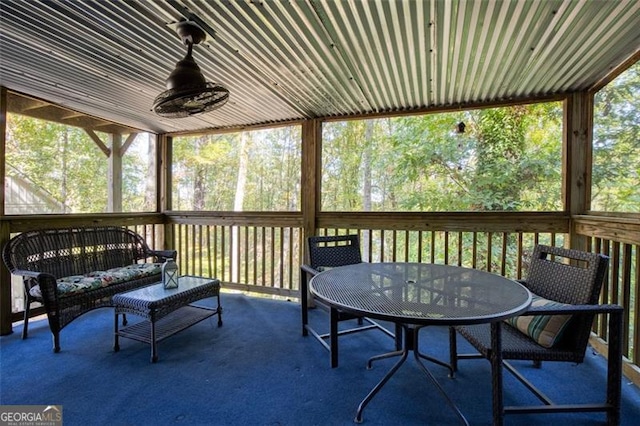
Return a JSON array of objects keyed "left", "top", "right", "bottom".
[
  {"left": 2, "top": 212, "right": 638, "bottom": 384},
  {"left": 1, "top": 89, "right": 638, "bottom": 386}
]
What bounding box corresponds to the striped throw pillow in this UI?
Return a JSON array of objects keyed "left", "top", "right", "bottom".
[{"left": 505, "top": 294, "right": 572, "bottom": 348}]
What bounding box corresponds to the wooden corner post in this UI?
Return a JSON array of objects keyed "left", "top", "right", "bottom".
[
  {"left": 301, "top": 119, "right": 321, "bottom": 263},
  {"left": 301, "top": 120, "right": 320, "bottom": 306},
  {"left": 564, "top": 91, "right": 593, "bottom": 252},
  {"left": 0, "top": 86, "right": 11, "bottom": 335}
]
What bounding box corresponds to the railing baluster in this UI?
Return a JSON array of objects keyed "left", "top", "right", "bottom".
[
  {"left": 190, "top": 224, "right": 195, "bottom": 275},
  {"left": 430, "top": 231, "right": 436, "bottom": 264},
  {"left": 221, "top": 226, "right": 227, "bottom": 282},
  {"left": 622, "top": 243, "right": 632, "bottom": 357},
  {"left": 633, "top": 245, "right": 640, "bottom": 366},
  {"left": 444, "top": 231, "right": 449, "bottom": 265},
  {"left": 472, "top": 232, "right": 478, "bottom": 269},
  {"left": 261, "top": 227, "right": 266, "bottom": 286},
  {"left": 501, "top": 233, "right": 508, "bottom": 277},
  {"left": 270, "top": 227, "right": 275, "bottom": 288},
  {"left": 252, "top": 226, "right": 258, "bottom": 286},
  {"left": 487, "top": 232, "right": 493, "bottom": 273}
]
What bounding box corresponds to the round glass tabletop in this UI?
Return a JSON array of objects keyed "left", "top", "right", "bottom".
[{"left": 310, "top": 262, "right": 531, "bottom": 325}]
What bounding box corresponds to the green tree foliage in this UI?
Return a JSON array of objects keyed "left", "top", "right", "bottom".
[
  {"left": 122, "top": 133, "right": 156, "bottom": 212},
  {"left": 322, "top": 102, "right": 562, "bottom": 212},
  {"left": 6, "top": 114, "right": 155, "bottom": 214},
  {"left": 172, "top": 126, "right": 301, "bottom": 211},
  {"left": 592, "top": 61, "right": 640, "bottom": 212},
  {"left": 322, "top": 121, "right": 369, "bottom": 209},
  {"left": 173, "top": 133, "right": 238, "bottom": 210},
  {"left": 472, "top": 103, "right": 562, "bottom": 211},
  {"left": 386, "top": 113, "right": 474, "bottom": 211},
  {"left": 5, "top": 114, "right": 108, "bottom": 213},
  {"left": 6, "top": 60, "right": 636, "bottom": 216},
  {"left": 473, "top": 106, "right": 527, "bottom": 210}
]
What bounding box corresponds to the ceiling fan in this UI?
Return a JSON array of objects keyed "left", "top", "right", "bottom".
[{"left": 153, "top": 20, "right": 229, "bottom": 118}]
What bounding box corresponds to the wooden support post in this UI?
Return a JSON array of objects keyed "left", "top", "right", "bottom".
[
  {"left": 86, "top": 128, "right": 124, "bottom": 214},
  {"left": 0, "top": 86, "right": 12, "bottom": 335},
  {"left": 564, "top": 92, "right": 593, "bottom": 251},
  {"left": 160, "top": 134, "right": 174, "bottom": 251},
  {"left": 108, "top": 133, "right": 123, "bottom": 212},
  {"left": 301, "top": 119, "right": 320, "bottom": 305},
  {"left": 0, "top": 87, "right": 6, "bottom": 218},
  {"left": 301, "top": 119, "right": 320, "bottom": 261},
  {"left": 0, "top": 221, "right": 11, "bottom": 336}
]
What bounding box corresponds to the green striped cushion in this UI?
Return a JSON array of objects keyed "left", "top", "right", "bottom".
[{"left": 505, "top": 294, "right": 572, "bottom": 348}]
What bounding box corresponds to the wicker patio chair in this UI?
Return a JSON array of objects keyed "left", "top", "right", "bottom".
[
  {"left": 300, "top": 235, "right": 400, "bottom": 368},
  {"left": 449, "top": 244, "right": 623, "bottom": 425}
]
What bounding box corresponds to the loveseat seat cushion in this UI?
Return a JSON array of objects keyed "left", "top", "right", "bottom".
[{"left": 29, "top": 263, "right": 162, "bottom": 298}]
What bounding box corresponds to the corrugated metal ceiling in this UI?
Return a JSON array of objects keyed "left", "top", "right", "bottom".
[{"left": 1, "top": 0, "right": 639, "bottom": 135}]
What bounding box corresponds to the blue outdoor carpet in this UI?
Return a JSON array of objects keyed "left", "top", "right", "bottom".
[{"left": 1, "top": 291, "right": 640, "bottom": 426}]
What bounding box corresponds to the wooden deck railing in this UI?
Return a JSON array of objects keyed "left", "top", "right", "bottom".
[
  {"left": 170, "top": 222, "right": 303, "bottom": 297},
  {"left": 574, "top": 214, "right": 640, "bottom": 383},
  {"left": 2, "top": 211, "right": 638, "bottom": 384},
  {"left": 315, "top": 229, "right": 566, "bottom": 279},
  {"left": 163, "top": 212, "right": 571, "bottom": 297},
  {"left": 166, "top": 212, "right": 303, "bottom": 297}
]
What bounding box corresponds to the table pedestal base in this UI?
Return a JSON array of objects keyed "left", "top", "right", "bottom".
[{"left": 355, "top": 324, "right": 469, "bottom": 425}]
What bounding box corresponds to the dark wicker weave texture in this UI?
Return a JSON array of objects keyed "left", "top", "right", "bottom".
[
  {"left": 300, "top": 235, "right": 398, "bottom": 368},
  {"left": 449, "top": 244, "right": 623, "bottom": 425},
  {"left": 113, "top": 277, "right": 222, "bottom": 362},
  {"left": 2, "top": 226, "right": 177, "bottom": 352},
  {"left": 113, "top": 279, "right": 221, "bottom": 322}
]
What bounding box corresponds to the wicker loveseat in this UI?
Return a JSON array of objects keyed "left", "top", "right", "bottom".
[{"left": 2, "top": 226, "right": 177, "bottom": 352}]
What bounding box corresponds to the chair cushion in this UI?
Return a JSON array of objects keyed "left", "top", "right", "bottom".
[
  {"left": 29, "top": 263, "right": 162, "bottom": 298},
  {"left": 504, "top": 294, "right": 572, "bottom": 348}
]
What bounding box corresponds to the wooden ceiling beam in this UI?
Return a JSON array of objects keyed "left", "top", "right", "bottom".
[{"left": 6, "top": 91, "right": 142, "bottom": 135}]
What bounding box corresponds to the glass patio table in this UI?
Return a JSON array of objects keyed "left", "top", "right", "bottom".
[{"left": 309, "top": 262, "right": 532, "bottom": 424}]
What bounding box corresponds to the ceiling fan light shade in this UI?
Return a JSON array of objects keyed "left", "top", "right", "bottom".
[{"left": 164, "top": 49, "right": 207, "bottom": 91}]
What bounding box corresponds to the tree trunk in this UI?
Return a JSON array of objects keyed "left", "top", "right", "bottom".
[
  {"left": 234, "top": 132, "right": 249, "bottom": 211},
  {"left": 144, "top": 133, "right": 156, "bottom": 211},
  {"left": 193, "top": 135, "right": 207, "bottom": 210},
  {"left": 232, "top": 132, "right": 250, "bottom": 282}
]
